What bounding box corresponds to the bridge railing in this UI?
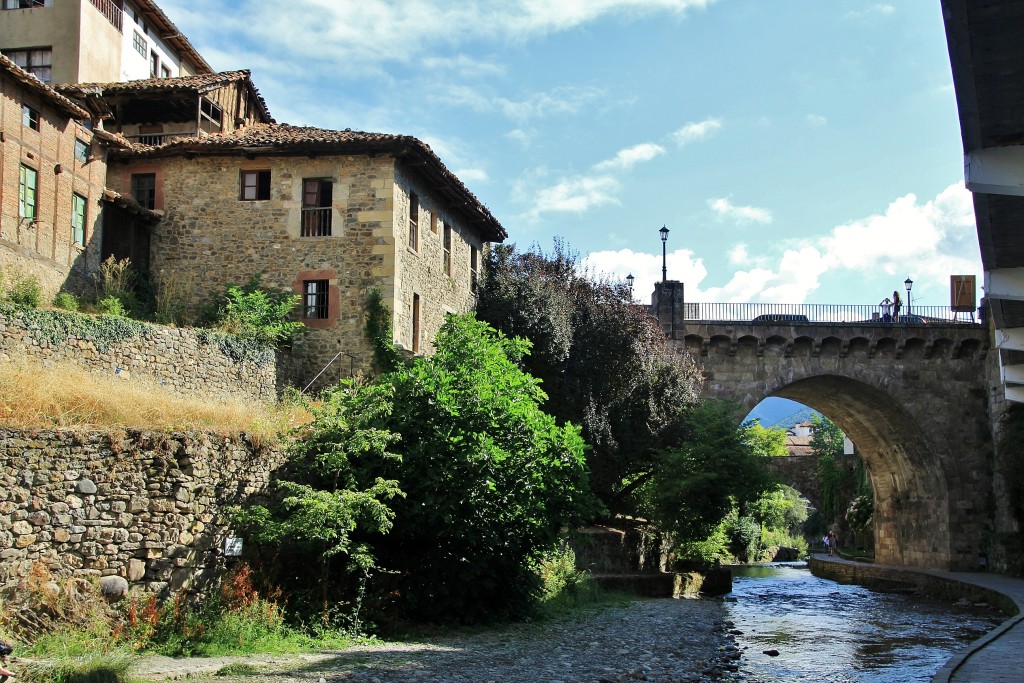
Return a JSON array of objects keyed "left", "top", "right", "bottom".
[{"left": 681, "top": 303, "right": 980, "bottom": 325}]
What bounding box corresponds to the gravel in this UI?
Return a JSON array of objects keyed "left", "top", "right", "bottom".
[{"left": 132, "top": 597, "right": 742, "bottom": 683}]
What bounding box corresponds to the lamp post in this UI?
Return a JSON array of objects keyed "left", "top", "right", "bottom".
[
  {"left": 660, "top": 225, "right": 669, "bottom": 282},
  {"left": 904, "top": 277, "right": 913, "bottom": 317},
  {"left": 625, "top": 273, "right": 634, "bottom": 300}
]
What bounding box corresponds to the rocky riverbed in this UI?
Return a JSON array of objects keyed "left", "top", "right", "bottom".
[{"left": 132, "top": 597, "right": 741, "bottom": 683}]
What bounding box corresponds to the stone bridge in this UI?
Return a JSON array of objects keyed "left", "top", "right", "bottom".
[
  {"left": 764, "top": 453, "right": 860, "bottom": 515},
  {"left": 663, "top": 308, "right": 992, "bottom": 572}
]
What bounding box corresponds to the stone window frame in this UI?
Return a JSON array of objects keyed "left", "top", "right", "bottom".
[
  {"left": 22, "top": 103, "right": 39, "bottom": 130},
  {"left": 303, "top": 280, "right": 329, "bottom": 320},
  {"left": 470, "top": 245, "right": 479, "bottom": 294},
  {"left": 71, "top": 192, "right": 87, "bottom": 245},
  {"left": 239, "top": 169, "right": 271, "bottom": 201},
  {"left": 301, "top": 177, "right": 333, "bottom": 237},
  {"left": 19, "top": 164, "right": 38, "bottom": 219},
  {"left": 293, "top": 270, "right": 339, "bottom": 329},
  {"left": 408, "top": 192, "right": 419, "bottom": 252},
  {"left": 443, "top": 224, "right": 452, "bottom": 277}
]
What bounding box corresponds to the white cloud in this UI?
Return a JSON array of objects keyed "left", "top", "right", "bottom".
[
  {"left": 523, "top": 174, "right": 621, "bottom": 219},
  {"left": 455, "top": 168, "right": 489, "bottom": 183},
  {"left": 671, "top": 117, "right": 723, "bottom": 146},
  {"left": 708, "top": 198, "right": 773, "bottom": 225},
  {"left": 579, "top": 183, "right": 980, "bottom": 305},
  {"left": 806, "top": 113, "right": 828, "bottom": 126},
  {"left": 594, "top": 143, "right": 666, "bottom": 172},
  {"left": 845, "top": 4, "right": 896, "bottom": 20}
]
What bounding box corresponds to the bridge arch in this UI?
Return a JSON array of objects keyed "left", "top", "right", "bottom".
[{"left": 677, "top": 321, "right": 992, "bottom": 570}]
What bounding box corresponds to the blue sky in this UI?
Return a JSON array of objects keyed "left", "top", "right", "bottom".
[{"left": 162, "top": 0, "right": 981, "bottom": 310}]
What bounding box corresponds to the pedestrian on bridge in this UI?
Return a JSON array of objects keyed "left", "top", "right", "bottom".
[
  {"left": 892, "top": 290, "right": 902, "bottom": 322},
  {"left": 827, "top": 530, "right": 838, "bottom": 557},
  {"left": 879, "top": 297, "right": 893, "bottom": 322}
]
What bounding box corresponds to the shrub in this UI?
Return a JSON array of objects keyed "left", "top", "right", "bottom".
[
  {"left": 209, "top": 275, "right": 304, "bottom": 347},
  {"left": 0, "top": 266, "right": 42, "bottom": 308},
  {"left": 52, "top": 291, "right": 80, "bottom": 311},
  {"left": 95, "top": 295, "right": 126, "bottom": 317}
]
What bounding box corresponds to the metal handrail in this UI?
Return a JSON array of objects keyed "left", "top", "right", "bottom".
[
  {"left": 678, "top": 303, "right": 980, "bottom": 325},
  {"left": 301, "top": 207, "right": 332, "bottom": 237}
]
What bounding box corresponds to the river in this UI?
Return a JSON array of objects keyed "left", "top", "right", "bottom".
[{"left": 723, "top": 563, "right": 1004, "bottom": 682}]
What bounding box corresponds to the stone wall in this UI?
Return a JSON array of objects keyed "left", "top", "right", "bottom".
[
  {"left": 0, "top": 428, "right": 285, "bottom": 595},
  {"left": 0, "top": 308, "right": 277, "bottom": 402}
]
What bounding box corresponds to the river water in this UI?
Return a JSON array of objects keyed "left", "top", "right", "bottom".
[{"left": 723, "top": 563, "right": 1004, "bottom": 682}]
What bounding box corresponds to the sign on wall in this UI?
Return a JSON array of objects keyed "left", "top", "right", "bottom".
[{"left": 950, "top": 275, "right": 976, "bottom": 312}]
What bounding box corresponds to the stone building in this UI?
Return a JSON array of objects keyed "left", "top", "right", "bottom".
[
  {"left": 0, "top": 0, "right": 211, "bottom": 85},
  {"left": 0, "top": 53, "right": 137, "bottom": 298},
  {"left": 103, "top": 123, "right": 506, "bottom": 387}
]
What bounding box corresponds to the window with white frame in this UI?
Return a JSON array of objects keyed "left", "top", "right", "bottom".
[
  {"left": 132, "top": 30, "right": 146, "bottom": 57},
  {"left": 199, "top": 98, "right": 223, "bottom": 133},
  {"left": 74, "top": 138, "right": 89, "bottom": 163},
  {"left": 72, "top": 193, "right": 87, "bottom": 244},
  {"left": 408, "top": 192, "right": 419, "bottom": 250}
]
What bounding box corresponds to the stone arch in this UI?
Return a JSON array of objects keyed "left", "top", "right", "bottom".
[
  {"left": 765, "top": 375, "right": 951, "bottom": 568},
  {"left": 792, "top": 336, "right": 815, "bottom": 357},
  {"left": 736, "top": 335, "right": 760, "bottom": 356}
]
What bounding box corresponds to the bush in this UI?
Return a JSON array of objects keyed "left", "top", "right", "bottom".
[
  {"left": 52, "top": 291, "right": 80, "bottom": 311},
  {"left": 0, "top": 266, "right": 42, "bottom": 308},
  {"left": 95, "top": 295, "right": 126, "bottom": 317},
  {"left": 208, "top": 275, "right": 304, "bottom": 347}
]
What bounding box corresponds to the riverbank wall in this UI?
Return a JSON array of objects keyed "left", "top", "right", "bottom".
[{"left": 809, "top": 556, "right": 1019, "bottom": 615}]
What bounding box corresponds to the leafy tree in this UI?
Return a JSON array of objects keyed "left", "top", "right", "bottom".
[
  {"left": 810, "top": 413, "right": 844, "bottom": 459},
  {"left": 637, "top": 400, "right": 775, "bottom": 549},
  {"left": 812, "top": 414, "right": 851, "bottom": 521},
  {"left": 476, "top": 241, "right": 702, "bottom": 509},
  {"left": 370, "top": 313, "right": 596, "bottom": 622},
  {"left": 746, "top": 422, "right": 789, "bottom": 457}
]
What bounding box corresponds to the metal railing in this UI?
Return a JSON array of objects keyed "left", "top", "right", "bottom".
[
  {"left": 680, "top": 303, "right": 980, "bottom": 325},
  {"left": 88, "top": 0, "right": 122, "bottom": 32},
  {"left": 301, "top": 207, "right": 333, "bottom": 237}
]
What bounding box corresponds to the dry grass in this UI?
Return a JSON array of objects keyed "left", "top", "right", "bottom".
[{"left": 0, "top": 359, "right": 309, "bottom": 436}]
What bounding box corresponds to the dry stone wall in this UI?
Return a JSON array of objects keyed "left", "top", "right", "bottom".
[
  {"left": 0, "top": 308, "right": 277, "bottom": 401},
  {"left": 0, "top": 428, "right": 286, "bottom": 595}
]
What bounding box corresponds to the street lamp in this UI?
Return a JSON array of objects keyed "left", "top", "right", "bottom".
[
  {"left": 660, "top": 225, "right": 669, "bottom": 282},
  {"left": 625, "top": 273, "right": 634, "bottom": 300},
  {"left": 904, "top": 277, "right": 913, "bottom": 316}
]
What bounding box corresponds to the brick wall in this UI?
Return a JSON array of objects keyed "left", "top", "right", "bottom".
[
  {"left": 0, "top": 307, "right": 277, "bottom": 401},
  {"left": 0, "top": 428, "right": 286, "bottom": 594}
]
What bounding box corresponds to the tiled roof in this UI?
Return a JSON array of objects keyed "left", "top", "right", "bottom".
[
  {"left": 120, "top": 123, "right": 506, "bottom": 241},
  {"left": 0, "top": 54, "right": 89, "bottom": 119}
]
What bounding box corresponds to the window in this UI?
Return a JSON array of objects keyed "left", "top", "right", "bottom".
[
  {"left": 303, "top": 280, "right": 329, "bottom": 319},
  {"left": 199, "top": 98, "right": 222, "bottom": 133},
  {"left": 161, "top": 64, "right": 171, "bottom": 79},
  {"left": 411, "top": 293, "right": 420, "bottom": 353},
  {"left": 131, "top": 173, "right": 156, "bottom": 209},
  {"left": 3, "top": 48, "right": 51, "bottom": 82},
  {"left": 430, "top": 211, "right": 438, "bottom": 234},
  {"left": 301, "top": 179, "right": 333, "bottom": 236},
  {"left": 127, "top": 6, "right": 147, "bottom": 33},
  {"left": 240, "top": 170, "right": 271, "bottom": 200},
  {"left": 408, "top": 192, "right": 419, "bottom": 250},
  {"left": 19, "top": 165, "right": 37, "bottom": 219},
  {"left": 132, "top": 30, "right": 146, "bottom": 57},
  {"left": 149, "top": 50, "right": 159, "bottom": 78},
  {"left": 22, "top": 103, "right": 39, "bottom": 130},
  {"left": 74, "top": 138, "right": 89, "bottom": 163},
  {"left": 3, "top": 1, "right": 46, "bottom": 10},
  {"left": 470, "top": 246, "right": 478, "bottom": 294},
  {"left": 72, "top": 193, "right": 87, "bottom": 244},
  {"left": 443, "top": 225, "right": 452, "bottom": 276}
]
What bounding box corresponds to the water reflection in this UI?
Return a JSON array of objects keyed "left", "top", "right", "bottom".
[{"left": 724, "top": 564, "right": 1002, "bottom": 682}]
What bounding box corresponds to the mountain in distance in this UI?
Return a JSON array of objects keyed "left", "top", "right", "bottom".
[{"left": 744, "top": 397, "right": 822, "bottom": 430}]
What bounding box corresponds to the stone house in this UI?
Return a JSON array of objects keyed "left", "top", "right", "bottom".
[
  {"left": 103, "top": 122, "right": 506, "bottom": 388},
  {"left": 0, "top": 53, "right": 139, "bottom": 299},
  {"left": 0, "top": 0, "right": 211, "bottom": 85}
]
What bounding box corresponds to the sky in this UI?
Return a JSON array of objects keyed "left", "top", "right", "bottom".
[{"left": 160, "top": 0, "right": 982, "bottom": 310}]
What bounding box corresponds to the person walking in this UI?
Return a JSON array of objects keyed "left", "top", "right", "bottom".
[
  {"left": 892, "top": 290, "right": 902, "bottom": 322},
  {"left": 827, "top": 530, "right": 838, "bottom": 557},
  {"left": 879, "top": 297, "right": 893, "bottom": 322}
]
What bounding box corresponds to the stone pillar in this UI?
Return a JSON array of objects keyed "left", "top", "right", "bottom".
[{"left": 650, "top": 280, "right": 685, "bottom": 339}]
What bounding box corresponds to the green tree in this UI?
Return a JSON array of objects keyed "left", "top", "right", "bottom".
[
  {"left": 638, "top": 400, "right": 776, "bottom": 549},
  {"left": 812, "top": 414, "right": 850, "bottom": 520},
  {"left": 746, "top": 422, "right": 789, "bottom": 457},
  {"left": 208, "top": 275, "right": 305, "bottom": 346},
  {"left": 810, "top": 413, "right": 844, "bottom": 458},
  {"left": 476, "top": 241, "right": 702, "bottom": 509},
  {"left": 371, "top": 313, "right": 595, "bottom": 622}
]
